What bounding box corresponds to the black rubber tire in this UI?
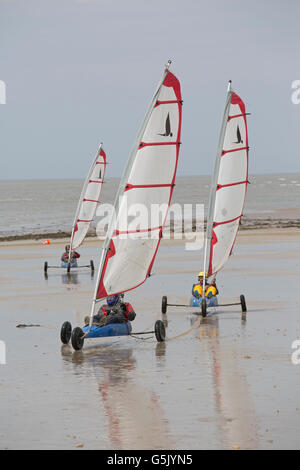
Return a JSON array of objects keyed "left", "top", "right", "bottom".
[
  {"left": 60, "top": 321, "right": 72, "bottom": 344},
  {"left": 67, "top": 262, "right": 71, "bottom": 273},
  {"left": 161, "top": 296, "right": 167, "bottom": 314},
  {"left": 155, "top": 320, "right": 166, "bottom": 342},
  {"left": 201, "top": 298, "right": 207, "bottom": 317},
  {"left": 240, "top": 294, "right": 247, "bottom": 312},
  {"left": 90, "top": 260, "right": 94, "bottom": 272},
  {"left": 44, "top": 261, "right": 48, "bottom": 273},
  {"left": 71, "top": 327, "right": 84, "bottom": 351}
]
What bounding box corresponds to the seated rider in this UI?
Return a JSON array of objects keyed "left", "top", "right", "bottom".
[
  {"left": 192, "top": 271, "right": 219, "bottom": 299},
  {"left": 85, "top": 294, "right": 136, "bottom": 327},
  {"left": 61, "top": 245, "right": 80, "bottom": 263}
]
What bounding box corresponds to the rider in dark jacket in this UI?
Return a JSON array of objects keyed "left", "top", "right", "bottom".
[
  {"left": 85, "top": 294, "right": 136, "bottom": 327},
  {"left": 61, "top": 245, "right": 80, "bottom": 263}
]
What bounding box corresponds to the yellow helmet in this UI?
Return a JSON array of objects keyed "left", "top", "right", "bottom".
[{"left": 198, "top": 271, "right": 207, "bottom": 277}]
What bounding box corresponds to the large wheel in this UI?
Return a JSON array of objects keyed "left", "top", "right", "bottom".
[
  {"left": 90, "top": 260, "right": 94, "bottom": 272},
  {"left": 60, "top": 321, "right": 72, "bottom": 344},
  {"left": 240, "top": 294, "right": 247, "bottom": 312},
  {"left": 155, "top": 320, "right": 166, "bottom": 342},
  {"left": 161, "top": 296, "right": 167, "bottom": 314},
  {"left": 67, "top": 262, "right": 71, "bottom": 273},
  {"left": 201, "top": 298, "right": 207, "bottom": 317},
  {"left": 71, "top": 327, "right": 85, "bottom": 351},
  {"left": 44, "top": 261, "right": 48, "bottom": 273}
]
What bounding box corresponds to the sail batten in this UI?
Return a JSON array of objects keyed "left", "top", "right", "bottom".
[
  {"left": 95, "top": 65, "right": 182, "bottom": 301},
  {"left": 205, "top": 86, "right": 249, "bottom": 277}
]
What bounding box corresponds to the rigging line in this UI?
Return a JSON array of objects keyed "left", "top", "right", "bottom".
[{"left": 166, "top": 316, "right": 202, "bottom": 341}]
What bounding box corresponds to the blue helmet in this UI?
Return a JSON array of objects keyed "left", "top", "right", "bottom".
[{"left": 107, "top": 294, "right": 120, "bottom": 306}]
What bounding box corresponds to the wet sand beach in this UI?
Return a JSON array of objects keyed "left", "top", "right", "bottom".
[{"left": 0, "top": 229, "right": 300, "bottom": 449}]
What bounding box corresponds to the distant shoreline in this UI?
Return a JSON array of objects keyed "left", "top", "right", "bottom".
[{"left": 1, "top": 218, "right": 299, "bottom": 243}]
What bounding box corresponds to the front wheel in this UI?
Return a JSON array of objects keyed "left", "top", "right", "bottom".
[
  {"left": 201, "top": 298, "right": 207, "bottom": 317},
  {"left": 67, "top": 263, "right": 71, "bottom": 273},
  {"left": 90, "top": 260, "right": 94, "bottom": 272},
  {"left": 155, "top": 320, "right": 166, "bottom": 342},
  {"left": 44, "top": 261, "right": 48, "bottom": 273},
  {"left": 240, "top": 294, "right": 247, "bottom": 312},
  {"left": 161, "top": 296, "right": 167, "bottom": 314},
  {"left": 60, "top": 321, "right": 72, "bottom": 344},
  {"left": 71, "top": 327, "right": 85, "bottom": 351}
]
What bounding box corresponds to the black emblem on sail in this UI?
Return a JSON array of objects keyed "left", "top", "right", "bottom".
[
  {"left": 158, "top": 113, "right": 173, "bottom": 137},
  {"left": 234, "top": 125, "right": 243, "bottom": 144}
]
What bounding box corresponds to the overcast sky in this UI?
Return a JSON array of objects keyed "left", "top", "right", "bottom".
[{"left": 0, "top": 0, "right": 299, "bottom": 180}]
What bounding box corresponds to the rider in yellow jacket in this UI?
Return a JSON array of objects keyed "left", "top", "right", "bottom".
[{"left": 192, "top": 272, "right": 218, "bottom": 299}]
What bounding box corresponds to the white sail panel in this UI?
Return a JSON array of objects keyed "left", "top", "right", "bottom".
[
  {"left": 142, "top": 103, "right": 179, "bottom": 144},
  {"left": 214, "top": 184, "right": 247, "bottom": 224},
  {"left": 207, "top": 91, "right": 249, "bottom": 276},
  {"left": 129, "top": 145, "right": 177, "bottom": 185},
  {"left": 101, "top": 231, "right": 161, "bottom": 295},
  {"left": 70, "top": 146, "right": 106, "bottom": 250},
  {"left": 209, "top": 219, "right": 240, "bottom": 275},
  {"left": 217, "top": 149, "right": 247, "bottom": 186},
  {"left": 96, "top": 68, "right": 182, "bottom": 300},
  {"left": 116, "top": 187, "right": 172, "bottom": 233}
]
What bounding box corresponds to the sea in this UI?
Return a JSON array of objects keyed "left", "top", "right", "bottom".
[{"left": 0, "top": 173, "right": 300, "bottom": 240}]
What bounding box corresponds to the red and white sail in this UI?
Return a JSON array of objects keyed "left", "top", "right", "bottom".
[
  {"left": 205, "top": 82, "right": 249, "bottom": 277},
  {"left": 70, "top": 144, "right": 106, "bottom": 251},
  {"left": 95, "top": 62, "right": 182, "bottom": 301}
]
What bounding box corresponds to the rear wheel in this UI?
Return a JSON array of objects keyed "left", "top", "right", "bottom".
[
  {"left": 201, "top": 298, "right": 207, "bottom": 317},
  {"left": 60, "top": 321, "right": 72, "bottom": 344},
  {"left": 240, "top": 294, "right": 247, "bottom": 312},
  {"left": 161, "top": 296, "right": 167, "bottom": 314},
  {"left": 90, "top": 260, "right": 94, "bottom": 272},
  {"left": 71, "top": 327, "right": 84, "bottom": 351},
  {"left": 44, "top": 261, "right": 48, "bottom": 273},
  {"left": 155, "top": 320, "right": 166, "bottom": 342}
]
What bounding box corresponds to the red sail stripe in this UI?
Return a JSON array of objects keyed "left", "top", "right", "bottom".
[
  {"left": 216, "top": 180, "right": 247, "bottom": 190},
  {"left": 83, "top": 198, "right": 99, "bottom": 202},
  {"left": 221, "top": 146, "right": 248, "bottom": 156},
  {"left": 89, "top": 179, "right": 104, "bottom": 183},
  {"left": 124, "top": 183, "right": 174, "bottom": 192},
  {"left": 212, "top": 215, "right": 242, "bottom": 227},
  {"left": 155, "top": 99, "right": 182, "bottom": 107},
  {"left": 139, "top": 141, "right": 179, "bottom": 148},
  {"left": 113, "top": 226, "right": 162, "bottom": 236},
  {"left": 227, "top": 113, "right": 248, "bottom": 121}
]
